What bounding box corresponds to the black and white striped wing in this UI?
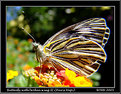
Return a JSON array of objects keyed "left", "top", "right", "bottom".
[
  {"left": 43, "top": 37, "right": 106, "bottom": 77},
  {"left": 44, "top": 18, "right": 110, "bottom": 47},
  {"left": 73, "top": 18, "right": 110, "bottom": 47}
]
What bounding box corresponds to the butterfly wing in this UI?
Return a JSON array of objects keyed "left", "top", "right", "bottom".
[
  {"left": 43, "top": 37, "right": 106, "bottom": 77},
  {"left": 44, "top": 18, "right": 110, "bottom": 47}
]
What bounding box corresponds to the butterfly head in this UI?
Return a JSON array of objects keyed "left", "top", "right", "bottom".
[
  {"left": 32, "top": 42, "right": 41, "bottom": 51},
  {"left": 21, "top": 27, "right": 44, "bottom": 62},
  {"left": 32, "top": 42, "right": 44, "bottom": 63}
]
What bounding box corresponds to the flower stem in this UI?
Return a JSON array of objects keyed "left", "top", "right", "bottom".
[{"left": 27, "top": 77, "right": 30, "bottom": 87}]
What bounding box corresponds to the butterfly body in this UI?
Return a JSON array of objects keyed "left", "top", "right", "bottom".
[{"left": 33, "top": 18, "right": 110, "bottom": 77}]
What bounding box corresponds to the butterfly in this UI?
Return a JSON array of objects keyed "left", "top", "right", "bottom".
[{"left": 32, "top": 18, "right": 110, "bottom": 77}]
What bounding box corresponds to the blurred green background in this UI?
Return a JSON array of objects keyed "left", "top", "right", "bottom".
[{"left": 7, "top": 7, "right": 114, "bottom": 87}]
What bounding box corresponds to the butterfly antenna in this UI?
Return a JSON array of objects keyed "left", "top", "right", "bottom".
[{"left": 21, "top": 27, "right": 36, "bottom": 42}]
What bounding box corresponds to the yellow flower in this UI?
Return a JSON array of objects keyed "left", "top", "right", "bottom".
[
  {"left": 7, "top": 72, "right": 13, "bottom": 81},
  {"left": 39, "top": 85, "right": 45, "bottom": 87},
  {"left": 65, "top": 68, "right": 92, "bottom": 87},
  {"left": 73, "top": 76, "right": 92, "bottom": 87},
  {"left": 33, "top": 76, "right": 42, "bottom": 85},
  {"left": 65, "top": 68, "right": 76, "bottom": 82},
  {"left": 7, "top": 70, "right": 18, "bottom": 82}
]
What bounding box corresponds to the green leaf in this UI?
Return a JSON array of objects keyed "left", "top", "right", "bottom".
[
  {"left": 16, "top": 74, "right": 28, "bottom": 87},
  {"left": 93, "top": 81, "right": 100, "bottom": 87},
  {"left": 89, "top": 72, "right": 101, "bottom": 81}
]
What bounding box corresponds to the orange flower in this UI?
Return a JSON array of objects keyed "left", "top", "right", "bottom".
[
  {"left": 8, "top": 64, "right": 14, "bottom": 68},
  {"left": 48, "top": 80, "right": 62, "bottom": 87},
  {"left": 23, "top": 64, "right": 32, "bottom": 71},
  {"left": 14, "top": 39, "right": 19, "bottom": 44},
  {"left": 17, "top": 47, "right": 21, "bottom": 51},
  {"left": 23, "top": 65, "right": 93, "bottom": 87},
  {"left": 63, "top": 80, "right": 75, "bottom": 87},
  {"left": 28, "top": 39, "right": 33, "bottom": 43},
  {"left": 33, "top": 76, "right": 43, "bottom": 85},
  {"left": 7, "top": 36, "right": 12, "bottom": 39},
  {"left": 18, "top": 54, "right": 23, "bottom": 59}
]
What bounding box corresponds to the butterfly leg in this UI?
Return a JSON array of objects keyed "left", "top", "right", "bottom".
[
  {"left": 39, "top": 58, "right": 43, "bottom": 78},
  {"left": 49, "top": 59, "right": 60, "bottom": 73}
]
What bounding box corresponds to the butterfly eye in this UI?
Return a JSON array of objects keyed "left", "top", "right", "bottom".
[{"left": 32, "top": 42, "right": 39, "bottom": 51}]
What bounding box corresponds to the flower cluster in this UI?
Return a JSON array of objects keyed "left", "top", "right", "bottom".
[
  {"left": 7, "top": 70, "right": 18, "bottom": 82},
  {"left": 23, "top": 65, "right": 92, "bottom": 87}
]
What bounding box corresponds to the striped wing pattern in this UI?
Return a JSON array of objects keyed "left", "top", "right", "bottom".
[
  {"left": 44, "top": 18, "right": 110, "bottom": 48},
  {"left": 73, "top": 18, "right": 110, "bottom": 47},
  {"left": 44, "top": 37, "right": 106, "bottom": 77}
]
